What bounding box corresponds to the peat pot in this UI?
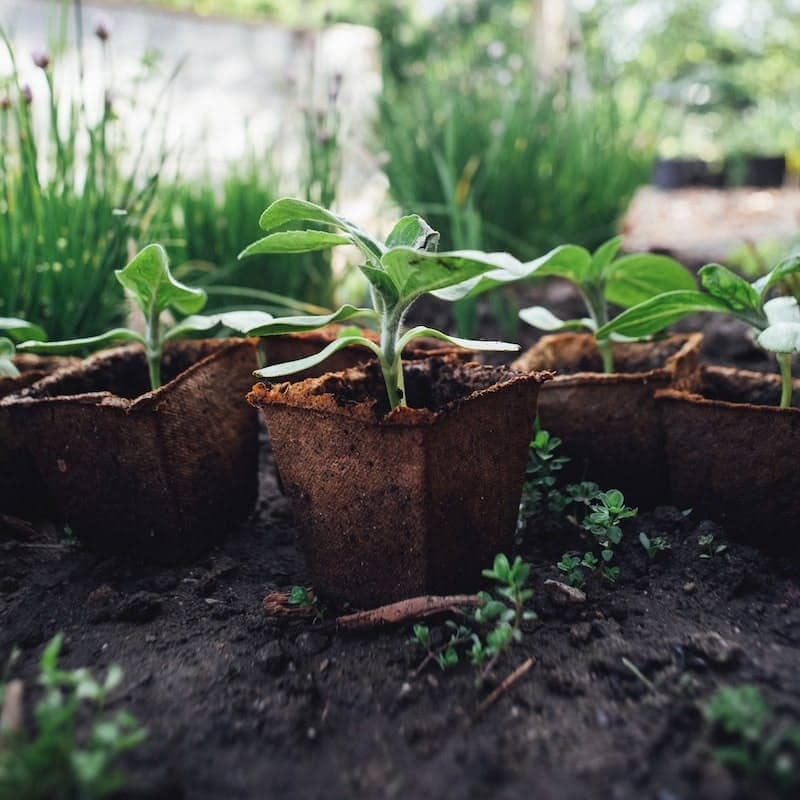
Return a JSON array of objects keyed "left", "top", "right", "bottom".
[
  {"left": 0, "top": 355, "right": 80, "bottom": 518},
  {"left": 262, "top": 325, "right": 465, "bottom": 382},
  {"left": 248, "top": 357, "right": 548, "bottom": 606},
  {"left": 512, "top": 332, "right": 702, "bottom": 507},
  {"left": 657, "top": 365, "right": 800, "bottom": 555},
  {"left": 0, "top": 339, "right": 259, "bottom": 562}
]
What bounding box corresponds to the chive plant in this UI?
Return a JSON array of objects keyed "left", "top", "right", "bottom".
[
  {"left": 598, "top": 258, "right": 800, "bottom": 407},
  {"left": 238, "top": 198, "right": 522, "bottom": 410},
  {"left": 437, "top": 236, "right": 695, "bottom": 373},
  {"left": 18, "top": 245, "right": 272, "bottom": 390}
]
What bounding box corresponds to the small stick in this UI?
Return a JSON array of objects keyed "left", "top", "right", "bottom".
[
  {"left": 477, "top": 657, "right": 535, "bottom": 716},
  {"left": 333, "top": 595, "right": 482, "bottom": 631},
  {"left": 621, "top": 656, "right": 655, "bottom": 692},
  {"left": 263, "top": 588, "right": 317, "bottom": 618},
  {"left": 0, "top": 679, "right": 23, "bottom": 741}
]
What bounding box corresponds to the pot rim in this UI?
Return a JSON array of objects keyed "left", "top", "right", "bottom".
[
  {"left": 248, "top": 356, "right": 551, "bottom": 428},
  {"left": 519, "top": 331, "right": 702, "bottom": 386},
  {"left": 0, "top": 338, "right": 256, "bottom": 413},
  {"left": 656, "top": 363, "right": 800, "bottom": 416}
]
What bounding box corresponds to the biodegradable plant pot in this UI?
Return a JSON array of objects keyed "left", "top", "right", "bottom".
[
  {"left": 657, "top": 365, "right": 800, "bottom": 554},
  {"left": 744, "top": 155, "right": 785, "bottom": 187},
  {"left": 262, "top": 325, "right": 465, "bottom": 382},
  {"left": 652, "top": 158, "right": 713, "bottom": 189},
  {"left": 248, "top": 357, "right": 547, "bottom": 606},
  {"left": 512, "top": 332, "right": 702, "bottom": 507},
  {"left": 0, "top": 339, "right": 259, "bottom": 562},
  {"left": 0, "top": 355, "right": 81, "bottom": 519}
]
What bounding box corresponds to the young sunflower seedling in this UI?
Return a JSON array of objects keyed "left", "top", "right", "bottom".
[
  {"left": 0, "top": 318, "right": 46, "bottom": 377},
  {"left": 436, "top": 236, "right": 695, "bottom": 373},
  {"left": 17, "top": 244, "right": 273, "bottom": 390},
  {"left": 238, "top": 198, "right": 522, "bottom": 409},
  {"left": 598, "top": 257, "right": 800, "bottom": 407}
]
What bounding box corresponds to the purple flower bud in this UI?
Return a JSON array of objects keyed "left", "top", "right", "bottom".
[
  {"left": 95, "top": 15, "right": 112, "bottom": 43},
  {"left": 32, "top": 49, "right": 50, "bottom": 70},
  {"left": 21, "top": 84, "right": 33, "bottom": 105},
  {"left": 0, "top": 96, "right": 10, "bottom": 111}
]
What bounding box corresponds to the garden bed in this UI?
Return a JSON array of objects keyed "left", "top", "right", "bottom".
[{"left": 1, "top": 436, "right": 797, "bottom": 800}]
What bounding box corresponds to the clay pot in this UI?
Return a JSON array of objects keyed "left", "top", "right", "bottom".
[
  {"left": 0, "top": 355, "right": 81, "bottom": 518},
  {"left": 512, "top": 332, "right": 702, "bottom": 507},
  {"left": 0, "top": 339, "right": 259, "bottom": 562},
  {"left": 248, "top": 357, "right": 547, "bottom": 606},
  {"left": 262, "top": 324, "right": 465, "bottom": 382},
  {"left": 657, "top": 365, "right": 800, "bottom": 554}
]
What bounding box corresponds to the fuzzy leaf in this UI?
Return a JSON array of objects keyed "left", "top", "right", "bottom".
[
  {"left": 596, "top": 291, "right": 731, "bottom": 340},
  {"left": 359, "top": 265, "right": 401, "bottom": 307},
  {"left": 519, "top": 306, "right": 594, "bottom": 332},
  {"left": 699, "top": 264, "right": 761, "bottom": 314},
  {"left": 396, "top": 326, "right": 519, "bottom": 354},
  {"left": 385, "top": 214, "right": 439, "bottom": 251},
  {"left": 239, "top": 230, "right": 352, "bottom": 258},
  {"left": 753, "top": 256, "right": 800, "bottom": 298},
  {"left": 254, "top": 335, "right": 382, "bottom": 378},
  {"left": 115, "top": 244, "right": 206, "bottom": 316},
  {"left": 604, "top": 254, "right": 696, "bottom": 308},
  {"left": 245, "top": 304, "right": 378, "bottom": 337},
  {"left": 164, "top": 310, "right": 275, "bottom": 341},
  {"left": 256, "top": 198, "right": 384, "bottom": 261},
  {"left": 18, "top": 328, "right": 145, "bottom": 354},
  {"left": 0, "top": 317, "right": 46, "bottom": 343}
]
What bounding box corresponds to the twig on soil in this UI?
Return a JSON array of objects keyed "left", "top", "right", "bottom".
[
  {"left": 621, "top": 657, "right": 655, "bottom": 692},
  {"left": 333, "top": 595, "right": 482, "bottom": 631},
  {"left": 477, "top": 657, "right": 536, "bottom": 716},
  {"left": 263, "top": 588, "right": 318, "bottom": 618}
]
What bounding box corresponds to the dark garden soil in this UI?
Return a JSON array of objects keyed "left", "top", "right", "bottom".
[{"left": 2, "top": 428, "right": 799, "bottom": 800}]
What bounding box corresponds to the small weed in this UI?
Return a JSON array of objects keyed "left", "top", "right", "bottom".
[
  {"left": 0, "top": 634, "right": 146, "bottom": 800},
  {"left": 639, "top": 531, "right": 671, "bottom": 560},
  {"left": 287, "top": 586, "right": 324, "bottom": 620},
  {"left": 706, "top": 685, "right": 800, "bottom": 790},
  {"left": 699, "top": 533, "right": 728, "bottom": 559}
]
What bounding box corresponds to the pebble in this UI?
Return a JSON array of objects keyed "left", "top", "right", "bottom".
[
  {"left": 686, "top": 631, "right": 743, "bottom": 667},
  {"left": 544, "top": 579, "right": 587, "bottom": 605},
  {"left": 683, "top": 582, "right": 696, "bottom": 594}
]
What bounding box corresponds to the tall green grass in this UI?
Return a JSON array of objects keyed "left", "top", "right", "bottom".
[{"left": 0, "top": 19, "right": 173, "bottom": 339}]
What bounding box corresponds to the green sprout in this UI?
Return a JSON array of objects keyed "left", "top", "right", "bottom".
[
  {"left": 698, "top": 532, "right": 728, "bottom": 559},
  {"left": 17, "top": 245, "right": 272, "bottom": 390},
  {"left": 598, "top": 257, "right": 800, "bottom": 406},
  {"left": 0, "top": 319, "right": 46, "bottom": 378},
  {"left": 639, "top": 532, "right": 671, "bottom": 560},
  {"left": 238, "top": 198, "right": 521, "bottom": 410}
]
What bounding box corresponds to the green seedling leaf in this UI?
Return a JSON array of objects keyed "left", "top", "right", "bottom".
[
  {"left": 163, "top": 310, "right": 275, "bottom": 341},
  {"left": 115, "top": 243, "right": 207, "bottom": 316},
  {"left": 0, "top": 337, "right": 18, "bottom": 377},
  {"left": 256, "top": 197, "right": 385, "bottom": 261},
  {"left": 245, "top": 304, "right": 378, "bottom": 337},
  {"left": 699, "top": 264, "right": 762, "bottom": 314},
  {"left": 385, "top": 214, "right": 439, "bottom": 251},
  {"left": 604, "top": 254, "right": 697, "bottom": 308},
  {"left": 238, "top": 230, "right": 353, "bottom": 258},
  {"left": 18, "top": 328, "right": 145, "bottom": 354},
  {"left": 596, "top": 291, "right": 731, "bottom": 339},
  {"left": 753, "top": 256, "right": 800, "bottom": 298},
  {"left": 529, "top": 243, "right": 593, "bottom": 285},
  {"left": 590, "top": 235, "right": 624, "bottom": 278},
  {"left": 0, "top": 316, "right": 46, "bottom": 342},
  {"left": 518, "top": 306, "right": 594, "bottom": 332},
  {"left": 359, "top": 264, "right": 401, "bottom": 307},
  {"left": 254, "top": 335, "right": 382, "bottom": 379},
  {"left": 396, "top": 326, "right": 519, "bottom": 354}
]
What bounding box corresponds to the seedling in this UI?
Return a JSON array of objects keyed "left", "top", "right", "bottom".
[
  {"left": 436, "top": 236, "right": 695, "bottom": 373},
  {"left": 598, "top": 257, "right": 800, "bottom": 406},
  {"left": 518, "top": 422, "right": 570, "bottom": 524},
  {"left": 238, "top": 198, "right": 521, "bottom": 409},
  {"left": 698, "top": 533, "right": 728, "bottom": 559},
  {"left": 0, "top": 318, "right": 46, "bottom": 378},
  {"left": 287, "top": 585, "right": 324, "bottom": 620},
  {"left": 706, "top": 685, "right": 800, "bottom": 789},
  {"left": 639, "top": 531, "right": 671, "bottom": 560},
  {"left": 0, "top": 634, "right": 146, "bottom": 799},
  {"left": 411, "top": 621, "right": 473, "bottom": 674},
  {"left": 17, "top": 244, "right": 272, "bottom": 390},
  {"left": 557, "top": 552, "right": 599, "bottom": 588}
]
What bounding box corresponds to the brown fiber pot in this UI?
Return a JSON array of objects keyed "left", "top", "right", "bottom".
[
  {"left": 262, "top": 324, "right": 467, "bottom": 382},
  {"left": 657, "top": 365, "right": 800, "bottom": 555},
  {"left": 248, "top": 357, "right": 548, "bottom": 606},
  {"left": 0, "top": 339, "right": 259, "bottom": 562},
  {"left": 512, "top": 332, "right": 702, "bottom": 507},
  {"left": 0, "top": 355, "right": 81, "bottom": 519}
]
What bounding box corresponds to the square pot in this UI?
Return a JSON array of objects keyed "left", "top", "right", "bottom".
[
  {"left": 248, "top": 357, "right": 547, "bottom": 606},
  {"left": 657, "top": 365, "right": 800, "bottom": 555},
  {"left": 512, "top": 332, "right": 702, "bottom": 507},
  {"left": 0, "top": 355, "right": 80, "bottom": 519},
  {"left": 0, "top": 339, "right": 259, "bottom": 562}
]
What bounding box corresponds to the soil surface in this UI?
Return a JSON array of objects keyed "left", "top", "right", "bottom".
[{"left": 2, "top": 429, "right": 799, "bottom": 800}]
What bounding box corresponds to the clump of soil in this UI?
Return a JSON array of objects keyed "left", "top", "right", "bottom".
[{"left": 1, "top": 436, "right": 798, "bottom": 800}]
